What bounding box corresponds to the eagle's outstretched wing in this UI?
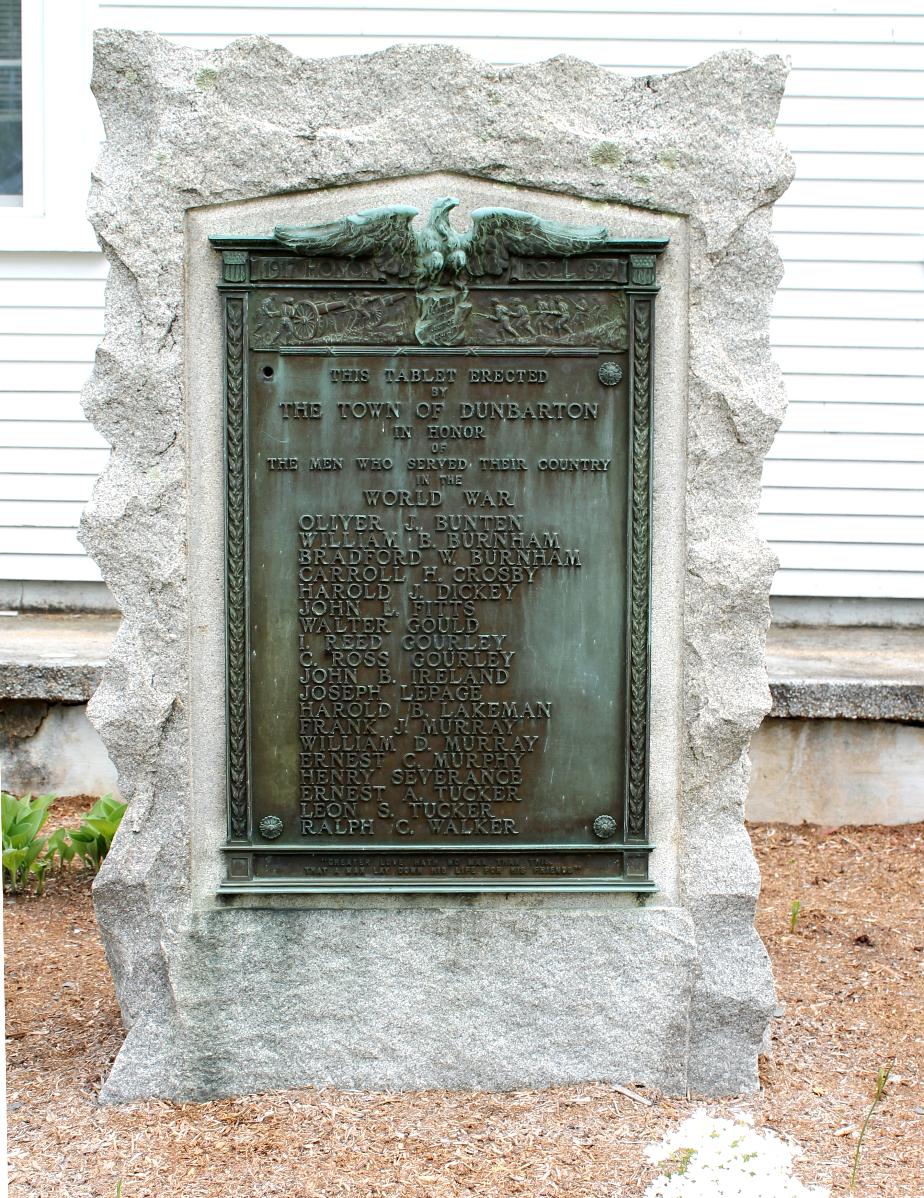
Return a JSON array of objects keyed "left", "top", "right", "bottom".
[
  {"left": 274, "top": 205, "right": 420, "bottom": 278},
  {"left": 463, "top": 208, "right": 610, "bottom": 276}
]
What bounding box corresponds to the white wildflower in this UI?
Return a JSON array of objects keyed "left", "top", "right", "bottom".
[{"left": 643, "top": 1110, "right": 829, "bottom": 1198}]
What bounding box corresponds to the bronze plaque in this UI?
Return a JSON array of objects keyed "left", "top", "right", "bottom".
[{"left": 212, "top": 200, "right": 665, "bottom": 891}]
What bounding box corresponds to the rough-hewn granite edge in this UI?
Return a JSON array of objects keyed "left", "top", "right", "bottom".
[{"left": 81, "top": 30, "right": 793, "bottom": 1099}]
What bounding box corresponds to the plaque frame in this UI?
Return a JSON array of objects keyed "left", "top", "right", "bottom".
[{"left": 211, "top": 205, "right": 667, "bottom": 893}]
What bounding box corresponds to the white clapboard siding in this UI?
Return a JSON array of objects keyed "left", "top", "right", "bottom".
[
  {"left": 0, "top": 3, "right": 921, "bottom": 599},
  {"left": 0, "top": 253, "right": 108, "bottom": 279},
  {"left": 0, "top": 554, "right": 103, "bottom": 582},
  {"left": 774, "top": 291, "right": 924, "bottom": 320},
  {"left": 0, "top": 334, "right": 107, "bottom": 362},
  {"left": 2, "top": 527, "right": 97, "bottom": 556},
  {"left": 0, "top": 396, "right": 91, "bottom": 422},
  {"left": 98, "top": 0, "right": 924, "bottom": 11},
  {"left": 769, "top": 571, "right": 924, "bottom": 599},
  {"left": 762, "top": 461, "right": 924, "bottom": 491},
  {"left": 770, "top": 432, "right": 924, "bottom": 463},
  {"left": 778, "top": 98, "right": 924, "bottom": 127},
  {"left": 785, "top": 69, "right": 924, "bottom": 99},
  {"left": 781, "top": 130, "right": 922, "bottom": 155},
  {"left": 1, "top": 421, "right": 109, "bottom": 449},
  {"left": 762, "top": 488, "right": 924, "bottom": 518},
  {"left": 0, "top": 448, "right": 111, "bottom": 476},
  {"left": 784, "top": 376, "right": 924, "bottom": 405},
  {"left": 774, "top": 348, "right": 922, "bottom": 377},
  {"left": 787, "top": 156, "right": 924, "bottom": 184},
  {"left": 775, "top": 233, "right": 924, "bottom": 262},
  {"left": 771, "top": 318, "right": 922, "bottom": 349},
  {"left": 3, "top": 308, "right": 106, "bottom": 335},
  {"left": 774, "top": 542, "right": 921, "bottom": 573},
  {"left": 2, "top": 363, "right": 102, "bottom": 392},
  {"left": 0, "top": 500, "right": 92, "bottom": 526},
  {"left": 780, "top": 262, "right": 923, "bottom": 292},
  {"left": 100, "top": 6, "right": 924, "bottom": 38},
  {"left": 0, "top": 254, "right": 107, "bottom": 581},
  {"left": 785, "top": 180, "right": 924, "bottom": 209},
  {"left": 781, "top": 404, "right": 924, "bottom": 435},
  {"left": 761, "top": 515, "right": 924, "bottom": 544},
  {"left": 0, "top": 280, "right": 105, "bottom": 307},
  {"left": 0, "top": 473, "right": 97, "bottom": 501},
  {"left": 774, "top": 208, "right": 924, "bottom": 236}
]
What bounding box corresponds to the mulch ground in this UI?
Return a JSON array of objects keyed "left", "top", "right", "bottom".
[{"left": 5, "top": 806, "right": 924, "bottom": 1197}]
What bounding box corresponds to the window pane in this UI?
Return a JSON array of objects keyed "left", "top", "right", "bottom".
[{"left": 0, "top": 0, "right": 22, "bottom": 200}]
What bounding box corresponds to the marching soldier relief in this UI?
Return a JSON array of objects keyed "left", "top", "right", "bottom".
[{"left": 213, "top": 199, "right": 667, "bottom": 891}]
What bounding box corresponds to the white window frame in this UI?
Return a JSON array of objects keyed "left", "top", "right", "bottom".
[{"left": 0, "top": 0, "right": 100, "bottom": 251}]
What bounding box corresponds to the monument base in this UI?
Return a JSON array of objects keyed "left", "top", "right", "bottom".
[{"left": 99, "top": 906, "right": 696, "bottom": 1102}]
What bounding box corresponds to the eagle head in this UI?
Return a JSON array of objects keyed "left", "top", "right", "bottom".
[
  {"left": 419, "top": 197, "right": 466, "bottom": 279},
  {"left": 433, "top": 196, "right": 460, "bottom": 217}
]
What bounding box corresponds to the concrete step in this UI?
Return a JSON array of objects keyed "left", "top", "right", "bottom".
[
  {"left": 766, "top": 625, "right": 924, "bottom": 722},
  {"left": 0, "top": 612, "right": 119, "bottom": 703}
]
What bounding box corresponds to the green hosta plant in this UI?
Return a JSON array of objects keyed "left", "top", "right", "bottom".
[
  {"left": 67, "top": 794, "right": 127, "bottom": 872},
  {"left": 2, "top": 791, "right": 56, "bottom": 894}
]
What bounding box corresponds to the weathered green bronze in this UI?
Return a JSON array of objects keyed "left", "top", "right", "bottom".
[{"left": 211, "top": 199, "right": 666, "bottom": 893}]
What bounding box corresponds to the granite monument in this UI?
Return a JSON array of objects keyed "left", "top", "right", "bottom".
[{"left": 81, "top": 29, "right": 793, "bottom": 1101}]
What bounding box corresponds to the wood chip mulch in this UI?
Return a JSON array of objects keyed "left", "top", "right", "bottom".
[{"left": 4, "top": 810, "right": 924, "bottom": 1197}]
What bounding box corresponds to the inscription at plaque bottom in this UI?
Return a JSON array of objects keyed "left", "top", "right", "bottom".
[{"left": 213, "top": 199, "right": 666, "bottom": 892}]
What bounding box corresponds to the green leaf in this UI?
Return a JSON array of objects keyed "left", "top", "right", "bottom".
[
  {"left": 87, "top": 795, "right": 126, "bottom": 822},
  {"left": 1, "top": 791, "right": 21, "bottom": 834},
  {"left": 45, "top": 827, "right": 76, "bottom": 867},
  {"left": 3, "top": 846, "right": 26, "bottom": 874},
  {"left": 83, "top": 818, "right": 120, "bottom": 839},
  {"left": 5, "top": 794, "right": 54, "bottom": 848},
  {"left": 30, "top": 856, "right": 49, "bottom": 896},
  {"left": 68, "top": 827, "right": 97, "bottom": 845},
  {"left": 21, "top": 836, "right": 47, "bottom": 869},
  {"left": 68, "top": 795, "right": 126, "bottom": 872},
  {"left": 70, "top": 836, "right": 103, "bottom": 870}
]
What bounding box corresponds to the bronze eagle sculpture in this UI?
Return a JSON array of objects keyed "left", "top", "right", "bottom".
[{"left": 274, "top": 197, "right": 613, "bottom": 283}]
